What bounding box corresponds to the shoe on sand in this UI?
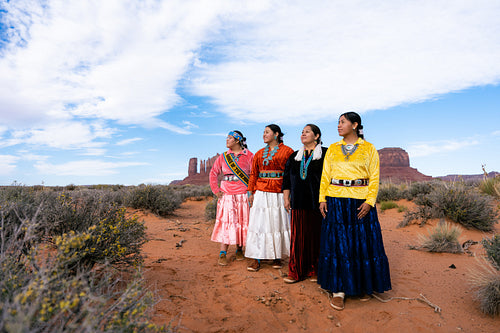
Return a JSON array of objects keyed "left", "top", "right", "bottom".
[
  {"left": 235, "top": 248, "right": 245, "bottom": 261},
  {"left": 218, "top": 253, "right": 228, "bottom": 266},
  {"left": 309, "top": 275, "right": 318, "bottom": 282},
  {"left": 330, "top": 292, "right": 345, "bottom": 311},
  {"left": 272, "top": 259, "right": 282, "bottom": 269},
  {"left": 359, "top": 294, "right": 371, "bottom": 302},
  {"left": 247, "top": 259, "right": 260, "bottom": 272},
  {"left": 284, "top": 276, "right": 298, "bottom": 284}
]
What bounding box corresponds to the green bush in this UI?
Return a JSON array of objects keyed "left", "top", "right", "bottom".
[
  {"left": 205, "top": 197, "right": 218, "bottom": 221},
  {"left": 482, "top": 235, "right": 500, "bottom": 269},
  {"left": 479, "top": 176, "right": 500, "bottom": 198},
  {"left": 407, "top": 181, "right": 434, "bottom": 200},
  {"left": 0, "top": 188, "right": 164, "bottom": 332},
  {"left": 127, "top": 185, "right": 183, "bottom": 217},
  {"left": 379, "top": 201, "right": 398, "bottom": 211},
  {"left": 427, "top": 183, "right": 498, "bottom": 231},
  {"left": 377, "top": 183, "right": 408, "bottom": 202}
]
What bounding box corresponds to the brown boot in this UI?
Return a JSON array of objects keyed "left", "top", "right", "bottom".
[
  {"left": 247, "top": 259, "right": 260, "bottom": 272},
  {"left": 218, "top": 253, "right": 228, "bottom": 266},
  {"left": 235, "top": 248, "right": 245, "bottom": 261}
]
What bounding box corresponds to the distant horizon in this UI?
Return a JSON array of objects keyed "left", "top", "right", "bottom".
[{"left": 1, "top": 1, "right": 499, "bottom": 186}]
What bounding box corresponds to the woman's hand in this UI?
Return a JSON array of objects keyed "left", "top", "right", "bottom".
[
  {"left": 357, "top": 202, "right": 371, "bottom": 219},
  {"left": 319, "top": 202, "right": 327, "bottom": 218},
  {"left": 284, "top": 197, "right": 291, "bottom": 213},
  {"left": 216, "top": 191, "right": 224, "bottom": 199},
  {"left": 283, "top": 189, "right": 291, "bottom": 213},
  {"left": 248, "top": 192, "right": 254, "bottom": 207}
]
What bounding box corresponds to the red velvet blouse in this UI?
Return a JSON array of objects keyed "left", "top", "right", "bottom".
[{"left": 248, "top": 143, "right": 294, "bottom": 193}]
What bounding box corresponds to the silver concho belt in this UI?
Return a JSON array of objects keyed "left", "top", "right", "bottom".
[
  {"left": 223, "top": 175, "right": 240, "bottom": 182},
  {"left": 331, "top": 178, "right": 369, "bottom": 187}
]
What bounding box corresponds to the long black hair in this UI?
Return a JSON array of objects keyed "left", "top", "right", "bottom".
[
  {"left": 233, "top": 130, "right": 248, "bottom": 149},
  {"left": 340, "top": 112, "right": 364, "bottom": 139},
  {"left": 266, "top": 124, "right": 284, "bottom": 143},
  {"left": 305, "top": 123, "right": 322, "bottom": 145}
]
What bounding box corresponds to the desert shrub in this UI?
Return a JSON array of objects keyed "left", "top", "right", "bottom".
[
  {"left": 479, "top": 176, "right": 500, "bottom": 198},
  {"left": 379, "top": 201, "right": 398, "bottom": 211},
  {"left": 397, "top": 205, "right": 408, "bottom": 213},
  {"left": 417, "top": 221, "right": 463, "bottom": 253},
  {"left": 470, "top": 258, "right": 500, "bottom": 317},
  {"left": 169, "top": 184, "right": 213, "bottom": 201},
  {"left": 426, "top": 183, "right": 497, "bottom": 231},
  {"left": 482, "top": 235, "right": 500, "bottom": 269},
  {"left": 399, "top": 205, "right": 435, "bottom": 228},
  {"left": 54, "top": 209, "right": 146, "bottom": 272},
  {"left": 407, "top": 181, "right": 434, "bottom": 200},
  {"left": 126, "top": 185, "right": 183, "bottom": 217},
  {"left": 0, "top": 191, "right": 164, "bottom": 332},
  {"left": 377, "top": 183, "right": 408, "bottom": 202},
  {"left": 205, "top": 197, "right": 218, "bottom": 221}
]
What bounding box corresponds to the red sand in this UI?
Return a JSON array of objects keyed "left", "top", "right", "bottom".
[{"left": 141, "top": 198, "right": 499, "bottom": 332}]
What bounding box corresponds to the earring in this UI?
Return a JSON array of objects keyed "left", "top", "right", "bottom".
[{"left": 274, "top": 135, "right": 277, "bottom": 140}]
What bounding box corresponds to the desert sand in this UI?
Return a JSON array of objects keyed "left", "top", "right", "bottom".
[{"left": 141, "top": 198, "right": 499, "bottom": 332}]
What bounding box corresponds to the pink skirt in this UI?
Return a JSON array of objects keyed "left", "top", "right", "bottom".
[{"left": 211, "top": 193, "right": 250, "bottom": 246}]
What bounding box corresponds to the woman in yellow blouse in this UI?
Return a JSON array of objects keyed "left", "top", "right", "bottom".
[{"left": 318, "top": 112, "right": 391, "bottom": 311}]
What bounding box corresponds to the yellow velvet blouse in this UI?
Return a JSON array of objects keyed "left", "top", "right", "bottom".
[{"left": 319, "top": 138, "right": 380, "bottom": 206}]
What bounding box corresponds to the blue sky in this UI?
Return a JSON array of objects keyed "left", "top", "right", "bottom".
[{"left": 1, "top": 0, "right": 499, "bottom": 186}]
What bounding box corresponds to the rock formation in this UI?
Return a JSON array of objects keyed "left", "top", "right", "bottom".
[
  {"left": 173, "top": 154, "right": 220, "bottom": 185},
  {"left": 378, "top": 147, "right": 432, "bottom": 183}
]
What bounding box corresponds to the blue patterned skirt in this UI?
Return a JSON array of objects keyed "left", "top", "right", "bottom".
[{"left": 318, "top": 197, "right": 391, "bottom": 296}]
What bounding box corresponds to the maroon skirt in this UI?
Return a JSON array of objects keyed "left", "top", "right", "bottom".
[{"left": 288, "top": 209, "right": 322, "bottom": 281}]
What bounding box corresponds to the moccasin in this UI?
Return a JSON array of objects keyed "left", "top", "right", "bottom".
[
  {"left": 218, "top": 253, "right": 228, "bottom": 266},
  {"left": 247, "top": 259, "right": 260, "bottom": 272}
]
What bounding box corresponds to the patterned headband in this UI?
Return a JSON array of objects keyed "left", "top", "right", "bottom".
[{"left": 228, "top": 131, "right": 243, "bottom": 142}]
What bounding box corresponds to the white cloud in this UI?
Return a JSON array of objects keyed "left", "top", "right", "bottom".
[
  {"left": 407, "top": 139, "right": 480, "bottom": 158},
  {"left": 34, "top": 159, "right": 148, "bottom": 176},
  {"left": 190, "top": 1, "right": 500, "bottom": 124},
  {"left": 182, "top": 121, "right": 199, "bottom": 129},
  {"left": 4, "top": 1, "right": 498, "bottom": 131},
  {"left": 0, "top": 0, "right": 233, "bottom": 131},
  {"left": 0, "top": 155, "right": 19, "bottom": 175},
  {"left": 12, "top": 121, "right": 113, "bottom": 150},
  {"left": 116, "top": 137, "right": 143, "bottom": 146}
]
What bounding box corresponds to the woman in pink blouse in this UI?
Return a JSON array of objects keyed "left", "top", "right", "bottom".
[{"left": 209, "top": 130, "right": 254, "bottom": 266}]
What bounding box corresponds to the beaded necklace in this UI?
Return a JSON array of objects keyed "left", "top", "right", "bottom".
[
  {"left": 300, "top": 150, "right": 313, "bottom": 180},
  {"left": 262, "top": 144, "right": 279, "bottom": 166},
  {"left": 230, "top": 152, "right": 240, "bottom": 162},
  {"left": 341, "top": 143, "right": 358, "bottom": 161}
]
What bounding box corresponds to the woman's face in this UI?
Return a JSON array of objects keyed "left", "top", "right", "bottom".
[
  {"left": 226, "top": 135, "right": 240, "bottom": 150},
  {"left": 301, "top": 126, "right": 319, "bottom": 146},
  {"left": 338, "top": 115, "right": 356, "bottom": 137},
  {"left": 263, "top": 127, "right": 277, "bottom": 144}
]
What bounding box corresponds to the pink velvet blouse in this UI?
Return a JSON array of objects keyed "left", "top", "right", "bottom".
[{"left": 209, "top": 148, "right": 254, "bottom": 195}]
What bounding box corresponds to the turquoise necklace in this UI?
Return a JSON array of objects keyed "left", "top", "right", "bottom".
[
  {"left": 262, "top": 145, "right": 279, "bottom": 166},
  {"left": 341, "top": 143, "right": 358, "bottom": 161},
  {"left": 300, "top": 151, "right": 313, "bottom": 180},
  {"left": 230, "top": 152, "right": 240, "bottom": 162}
]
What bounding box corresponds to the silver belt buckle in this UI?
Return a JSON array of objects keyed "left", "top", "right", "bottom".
[{"left": 344, "top": 180, "right": 352, "bottom": 187}]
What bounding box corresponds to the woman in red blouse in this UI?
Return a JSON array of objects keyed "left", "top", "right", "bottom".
[{"left": 245, "top": 124, "right": 294, "bottom": 272}]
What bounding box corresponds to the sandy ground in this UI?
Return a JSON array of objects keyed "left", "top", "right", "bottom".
[{"left": 140, "top": 198, "right": 499, "bottom": 332}]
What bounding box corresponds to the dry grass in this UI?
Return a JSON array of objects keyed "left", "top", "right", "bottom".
[
  {"left": 416, "top": 221, "right": 463, "bottom": 253},
  {"left": 469, "top": 257, "right": 500, "bottom": 317}
]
